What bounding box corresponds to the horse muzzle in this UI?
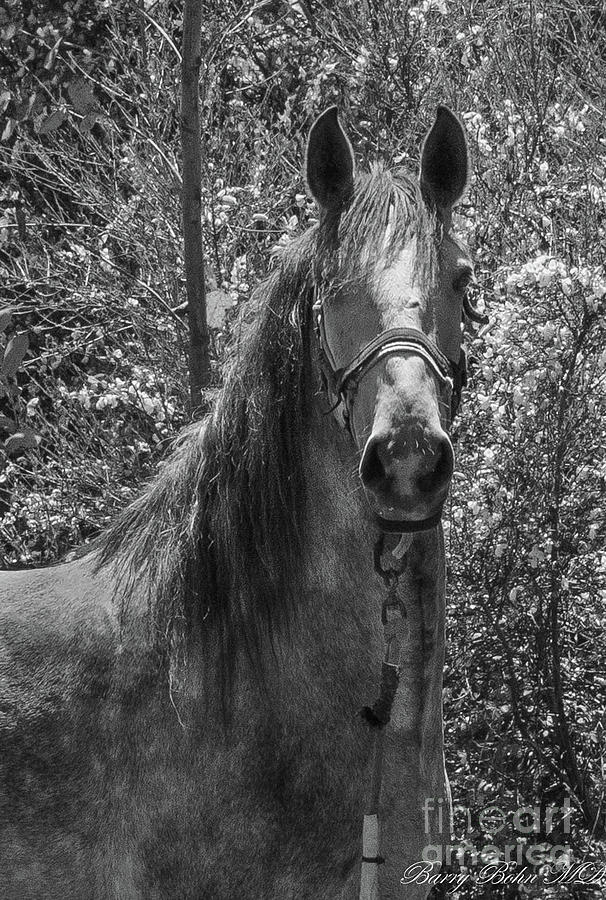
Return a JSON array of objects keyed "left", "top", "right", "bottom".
[{"left": 359, "top": 425, "right": 454, "bottom": 532}]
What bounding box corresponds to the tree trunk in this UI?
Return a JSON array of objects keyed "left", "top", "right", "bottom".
[{"left": 181, "top": 0, "right": 210, "bottom": 414}]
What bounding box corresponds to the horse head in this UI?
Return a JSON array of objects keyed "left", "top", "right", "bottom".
[{"left": 306, "top": 106, "right": 473, "bottom": 532}]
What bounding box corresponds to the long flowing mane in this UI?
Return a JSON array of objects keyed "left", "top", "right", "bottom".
[{"left": 98, "top": 164, "right": 436, "bottom": 696}]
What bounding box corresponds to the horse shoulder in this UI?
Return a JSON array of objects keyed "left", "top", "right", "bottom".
[
  {"left": 0, "top": 552, "right": 118, "bottom": 693},
  {"left": 0, "top": 554, "right": 123, "bottom": 897}
]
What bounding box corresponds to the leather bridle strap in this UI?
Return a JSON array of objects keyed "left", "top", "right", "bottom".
[
  {"left": 313, "top": 295, "right": 465, "bottom": 430},
  {"left": 334, "top": 327, "right": 453, "bottom": 396}
]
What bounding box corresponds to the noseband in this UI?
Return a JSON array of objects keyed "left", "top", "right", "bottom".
[{"left": 313, "top": 288, "right": 467, "bottom": 533}]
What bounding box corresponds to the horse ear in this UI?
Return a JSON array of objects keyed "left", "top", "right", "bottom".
[
  {"left": 420, "top": 106, "right": 468, "bottom": 212},
  {"left": 305, "top": 107, "right": 355, "bottom": 212}
]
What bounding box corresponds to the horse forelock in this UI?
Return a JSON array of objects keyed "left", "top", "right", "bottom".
[
  {"left": 317, "top": 164, "right": 438, "bottom": 293},
  {"left": 97, "top": 162, "right": 437, "bottom": 709}
]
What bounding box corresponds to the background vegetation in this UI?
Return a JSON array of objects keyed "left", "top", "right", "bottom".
[{"left": 1, "top": 0, "right": 605, "bottom": 895}]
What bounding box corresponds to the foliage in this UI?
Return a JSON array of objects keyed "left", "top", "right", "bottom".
[{"left": 1, "top": 0, "right": 605, "bottom": 893}]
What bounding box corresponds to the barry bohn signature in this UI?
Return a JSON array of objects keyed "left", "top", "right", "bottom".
[{"left": 401, "top": 861, "right": 606, "bottom": 890}]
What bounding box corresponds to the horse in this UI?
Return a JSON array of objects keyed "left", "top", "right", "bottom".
[{"left": 0, "top": 105, "right": 475, "bottom": 899}]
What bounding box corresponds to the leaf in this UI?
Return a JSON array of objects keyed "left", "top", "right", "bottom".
[
  {"left": 79, "top": 113, "right": 98, "bottom": 133},
  {"left": 0, "top": 415, "right": 16, "bottom": 433},
  {"left": 5, "top": 428, "right": 40, "bottom": 455},
  {"left": 1, "top": 117, "right": 16, "bottom": 141},
  {"left": 2, "top": 332, "right": 29, "bottom": 377},
  {"left": 0, "top": 306, "right": 14, "bottom": 333},
  {"left": 206, "top": 289, "right": 232, "bottom": 329},
  {"left": 38, "top": 109, "right": 65, "bottom": 135},
  {"left": 0, "top": 90, "right": 10, "bottom": 114},
  {"left": 15, "top": 92, "right": 36, "bottom": 123},
  {"left": 68, "top": 80, "right": 97, "bottom": 115}
]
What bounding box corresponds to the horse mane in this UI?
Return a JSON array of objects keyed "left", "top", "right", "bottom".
[{"left": 97, "top": 163, "right": 436, "bottom": 703}]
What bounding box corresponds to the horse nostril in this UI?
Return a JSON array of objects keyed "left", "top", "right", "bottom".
[
  {"left": 359, "top": 438, "right": 388, "bottom": 491},
  {"left": 416, "top": 437, "right": 454, "bottom": 494}
]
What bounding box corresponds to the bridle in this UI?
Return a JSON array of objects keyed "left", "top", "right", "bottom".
[
  {"left": 313, "top": 290, "right": 467, "bottom": 427},
  {"left": 312, "top": 285, "right": 467, "bottom": 533}
]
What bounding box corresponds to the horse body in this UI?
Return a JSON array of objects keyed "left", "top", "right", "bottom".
[
  {"left": 0, "top": 427, "right": 447, "bottom": 899},
  {"left": 1, "top": 106, "right": 473, "bottom": 898}
]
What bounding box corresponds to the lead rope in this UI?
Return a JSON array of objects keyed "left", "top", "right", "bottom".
[{"left": 359, "top": 532, "right": 413, "bottom": 900}]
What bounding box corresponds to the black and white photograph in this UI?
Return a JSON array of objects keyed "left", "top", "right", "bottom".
[{"left": 0, "top": 0, "right": 605, "bottom": 896}]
